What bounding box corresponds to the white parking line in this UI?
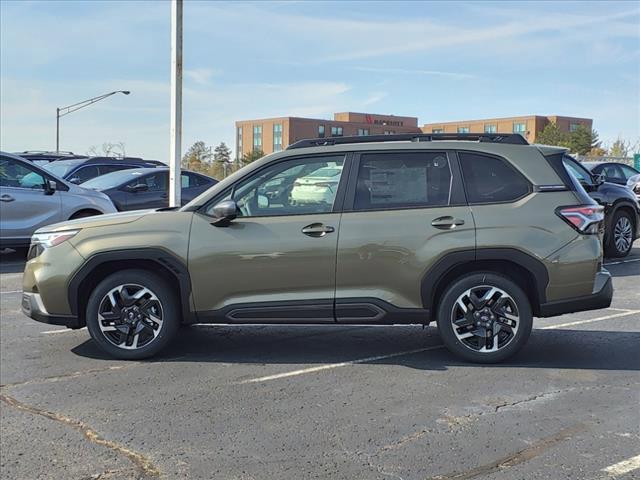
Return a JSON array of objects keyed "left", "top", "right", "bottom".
[
  {"left": 41, "top": 327, "right": 86, "bottom": 334},
  {"left": 539, "top": 310, "right": 640, "bottom": 330},
  {"left": 0, "top": 290, "right": 22, "bottom": 294},
  {"left": 602, "top": 454, "right": 640, "bottom": 477},
  {"left": 237, "top": 345, "right": 446, "bottom": 384},
  {"left": 605, "top": 258, "right": 640, "bottom": 266}
]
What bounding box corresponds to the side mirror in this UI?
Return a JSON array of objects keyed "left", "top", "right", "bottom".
[
  {"left": 44, "top": 179, "right": 57, "bottom": 195},
  {"left": 593, "top": 173, "right": 605, "bottom": 186},
  {"left": 211, "top": 200, "right": 238, "bottom": 227},
  {"left": 68, "top": 177, "right": 81, "bottom": 184},
  {"left": 129, "top": 183, "right": 149, "bottom": 193}
]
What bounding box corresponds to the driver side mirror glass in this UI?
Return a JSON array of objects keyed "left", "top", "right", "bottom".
[
  {"left": 211, "top": 200, "right": 238, "bottom": 227},
  {"left": 44, "top": 179, "right": 57, "bottom": 195},
  {"left": 69, "top": 177, "right": 81, "bottom": 184}
]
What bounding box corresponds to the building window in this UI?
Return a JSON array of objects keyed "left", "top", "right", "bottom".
[
  {"left": 357, "top": 128, "right": 369, "bottom": 136},
  {"left": 457, "top": 126, "right": 470, "bottom": 133},
  {"left": 569, "top": 123, "right": 579, "bottom": 132},
  {"left": 318, "top": 125, "right": 325, "bottom": 138},
  {"left": 236, "top": 126, "right": 243, "bottom": 160},
  {"left": 513, "top": 122, "right": 526, "bottom": 136},
  {"left": 253, "top": 125, "right": 262, "bottom": 151},
  {"left": 331, "top": 126, "right": 343, "bottom": 137},
  {"left": 484, "top": 124, "right": 497, "bottom": 133},
  {"left": 383, "top": 130, "right": 396, "bottom": 135},
  {"left": 432, "top": 128, "right": 443, "bottom": 134},
  {"left": 273, "top": 123, "right": 283, "bottom": 152}
]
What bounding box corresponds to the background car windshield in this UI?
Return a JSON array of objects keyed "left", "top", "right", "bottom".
[
  {"left": 42, "top": 159, "right": 84, "bottom": 177},
  {"left": 81, "top": 169, "right": 148, "bottom": 190}
]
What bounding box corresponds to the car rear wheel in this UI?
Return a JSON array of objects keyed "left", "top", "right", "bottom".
[
  {"left": 436, "top": 273, "right": 533, "bottom": 363},
  {"left": 605, "top": 210, "right": 634, "bottom": 258},
  {"left": 86, "top": 270, "right": 180, "bottom": 360}
]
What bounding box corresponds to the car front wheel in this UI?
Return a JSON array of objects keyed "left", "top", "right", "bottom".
[
  {"left": 86, "top": 270, "right": 180, "bottom": 360},
  {"left": 436, "top": 273, "right": 533, "bottom": 363}
]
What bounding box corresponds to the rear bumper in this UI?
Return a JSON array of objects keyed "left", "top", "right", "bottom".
[
  {"left": 538, "top": 269, "right": 613, "bottom": 317},
  {"left": 21, "top": 292, "right": 81, "bottom": 329}
]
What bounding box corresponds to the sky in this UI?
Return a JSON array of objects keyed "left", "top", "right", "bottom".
[{"left": 1, "top": 0, "right": 639, "bottom": 161}]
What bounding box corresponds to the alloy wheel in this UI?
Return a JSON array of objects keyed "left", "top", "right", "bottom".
[
  {"left": 451, "top": 285, "right": 520, "bottom": 353},
  {"left": 614, "top": 216, "right": 633, "bottom": 254},
  {"left": 97, "top": 284, "right": 164, "bottom": 350}
]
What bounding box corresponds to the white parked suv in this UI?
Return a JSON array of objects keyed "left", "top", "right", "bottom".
[{"left": 0, "top": 152, "right": 117, "bottom": 250}]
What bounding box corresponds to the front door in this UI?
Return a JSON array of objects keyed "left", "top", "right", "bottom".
[
  {"left": 123, "top": 171, "right": 169, "bottom": 210},
  {"left": 188, "top": 154, "right": 348, "bottom": 322},
  {"left": 0, "top": 155, "right": 62, "bottom": 245},
  {"left": 335, "top": 150, "right": 475, "bottom": 322}
]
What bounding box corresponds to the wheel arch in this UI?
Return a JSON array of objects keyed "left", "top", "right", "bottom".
[
  {"left": 68, "top": 248, "right": 193, "bottom": 327},
  {"left": 422, "top": 249, "right": 548, "bottom": 318}
]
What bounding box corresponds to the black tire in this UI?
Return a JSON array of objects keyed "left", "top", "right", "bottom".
[
  {"left": 605, "top": 210, "right": 634, "bottom": 258},
  {"left": 86, "top": 269, "right": 180, "bottom": 360},
  {"left": 436, "top": 272, "right": 533, "bottom": 364}
]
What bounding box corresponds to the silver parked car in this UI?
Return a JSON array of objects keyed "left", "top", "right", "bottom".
[{"left": 0, "top": 152, "right": 117, "bottom": 249}]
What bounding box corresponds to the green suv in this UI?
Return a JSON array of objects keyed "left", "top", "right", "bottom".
[{"left": 22, "top": 133, "right": 613, "bottom": 363}]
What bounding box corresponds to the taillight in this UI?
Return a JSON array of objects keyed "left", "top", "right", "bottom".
[{"left": 556, "top": 205, "right": 604, "bottom": 234}]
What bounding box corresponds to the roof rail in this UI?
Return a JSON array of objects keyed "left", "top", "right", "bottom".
[{"left": 286, "top": 133, "right": 528, "bottom": 150}]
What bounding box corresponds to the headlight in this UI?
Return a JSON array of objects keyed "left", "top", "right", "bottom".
[{"left": 29, "top": 230, "right": 80, "bottom": 259}]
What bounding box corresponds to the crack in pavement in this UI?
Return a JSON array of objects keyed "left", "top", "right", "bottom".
[
  {"left": 0, "top": 392, "right": 162, "bottom": 478},
  {"left": 426, "top": 423, "right": 587, "bottom": 480},
  {"left": 0, "top": 364, "right": 136, "bottom": 389}
]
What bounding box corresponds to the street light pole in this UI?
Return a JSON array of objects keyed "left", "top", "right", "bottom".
[
  {"left": 169, "top": 0, "right": 183, "bottom": 207},
  {"left": 55, "top": 90, "right": 130, "bottom": 153}
]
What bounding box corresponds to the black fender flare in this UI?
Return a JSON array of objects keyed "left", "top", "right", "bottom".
[
  {"left": 67, "top": 248, "right": 193, "bottom": 322},
  {"left": 420, "top": 248, "right": 549, "bottom": 313}
]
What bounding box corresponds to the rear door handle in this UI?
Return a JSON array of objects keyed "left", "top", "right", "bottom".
[
  {"left": 431, "top": 216, "right": 465, "bottom": 229},
  {"left": 0, "top": 194, "right": 15, "bottom": 202},
  {"left": 301, "top": 223, "right": 335, "bottom": 237}
]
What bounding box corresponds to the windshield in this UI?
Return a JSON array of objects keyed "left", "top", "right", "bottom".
[
  {"left": 81, "top": 169, "right": 151, "bottom": 190},
  {"left": 42, "top": 159, "right": 84, "bottom": 177}
]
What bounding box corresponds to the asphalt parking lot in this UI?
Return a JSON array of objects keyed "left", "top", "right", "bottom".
[{"left": 1, "top": 246, "right": 639, "bottom": 480}]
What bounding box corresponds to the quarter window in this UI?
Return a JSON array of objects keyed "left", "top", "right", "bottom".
[
  {"left": 354, "top": 152, "right": 451, "bottom": 210},
  {"left": 213, "top": 155, "right": 345, "bottom": 218},
  {"left": 459, "top": 152, "right": 530, "bottom": 203}
]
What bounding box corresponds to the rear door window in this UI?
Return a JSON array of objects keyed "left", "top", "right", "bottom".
[
  {"left": 459, "top": 152, "right": 530, "bottom": 204},
  {"left": 353, "top": 152, "right": 451, "bottom": 210}
]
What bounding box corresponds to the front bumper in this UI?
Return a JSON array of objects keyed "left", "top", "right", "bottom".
[
  {"left": 538, "top": 269, "right": 613, "bottom": 317},
  {"left": 21, "top": 292, "right": 81, "bottom": 328}
]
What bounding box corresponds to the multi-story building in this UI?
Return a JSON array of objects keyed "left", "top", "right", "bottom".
[
  {"left": 235, "top": 112, "right": 593, "bottom": 158},
  {"left": 421, "top": 115, "right": 593, "bottom": 143},
  {"left": 235, "top": 112, "right": 421, "bottom": 158}
]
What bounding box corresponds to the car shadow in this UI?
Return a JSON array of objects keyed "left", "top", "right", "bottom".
[
  {"left": 71, "top": 325, "right": 640, "bottom": 372},
  {"left": 0, "top": 248, "right": 27, "bottom": 274}
]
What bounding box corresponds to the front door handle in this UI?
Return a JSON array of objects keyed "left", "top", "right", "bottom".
[
  {"left": 431, "top": 216, "right": 465, "bottom": 229},
  {"left": 301, "top": 223, "right": 335, "bottom": 237},
  {"left": 0, "top": 194, "right": 15, "bottom": 202}
]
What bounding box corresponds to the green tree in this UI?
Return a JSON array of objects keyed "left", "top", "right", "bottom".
[
  {"left": 608, "top": 138, "right": 630, "bottom": 157},
  {"left": 567, "top": 125, "right": 600, "bottom": 155},
  {"left": 535, "top": 122, "right": 570, "bottom": 147},
  {"left": 182, "top": 141, "right": 212, "bottom": 170},
  {"left": 213, "top": 142, "right": 232, "bottom": 163},
  {"left": 241, "top": 149, "right": 264, "bottom": 164}
]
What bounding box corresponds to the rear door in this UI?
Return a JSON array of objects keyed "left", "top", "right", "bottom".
[{"left": 335, "top": 150, "right": 475, "bottom": 321}]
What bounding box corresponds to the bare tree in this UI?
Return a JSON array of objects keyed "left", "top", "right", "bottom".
[{"left": 87, "top": 142, "right": 126, "bottom": 157}]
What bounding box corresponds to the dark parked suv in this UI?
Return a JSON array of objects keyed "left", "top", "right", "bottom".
[{"left": 22, "top": 133, "right": 614, "bottom": 363}]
